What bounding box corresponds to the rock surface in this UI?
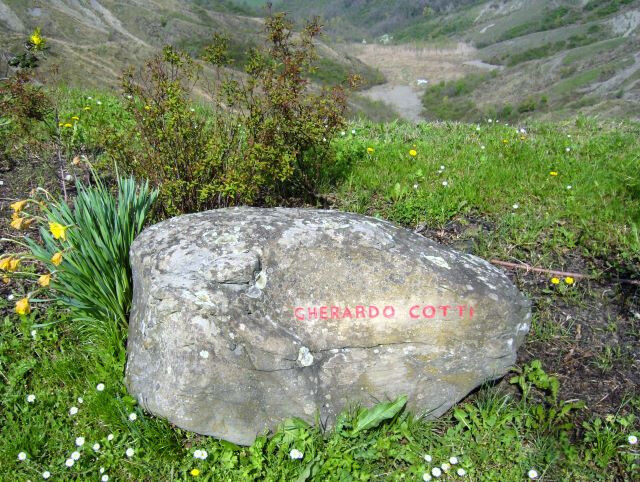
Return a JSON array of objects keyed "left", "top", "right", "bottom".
[{"left": 126, "top": 207, "right": 531, "bottom": 445}]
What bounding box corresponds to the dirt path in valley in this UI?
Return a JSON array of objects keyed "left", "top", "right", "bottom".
[{"left": 348, "top": 42, "right": 499, "bottom": 122}]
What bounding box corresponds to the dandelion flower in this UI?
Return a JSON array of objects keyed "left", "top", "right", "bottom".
[
  {"left": 71, "top": 116, "right": 80, "bottom": 121},
  {"left": 51, "top": 252, "right": 63, "bottom": 266},
  {"left": 16, "top": 298, "right": 31, "bottom": 315},
  {"left": 101, "top": 476, "right": 109, "bottom": 482},
  {"left": 423, "top": 454, "right": 432, "bottom": 462},
  {"left": 129, "top": 413, "right": 137, "bottom": 421},
  {"left": 431, "top": 467, "right": 442, "bottom": 477},
  {"left": 528, "top": 469, "right": 539, "bottom": 479},
  {"left": 38, "top": 274, "right": 51, "bottom": 287},
  {"left": 27, "top": 394, "right": 36, "bottom": 403},
  {"left": 502, "top": 139, "right": 508, "bottom": 144},
  {"left": 367, "top": 147, "right": 374, "bottom": 154},
  {"left": 10, "top": 200, "right": 27, "bottom": 212},
  {"left": 42, "top": 471, "right": 51, "bottom": 479},
  {"left": 84, "top": 106, "right": 91, "bottom": 111},
  {"left": 75, "top": 437, "right": 85, "bottom": 447},
  {"left": 449, "top": 456, "right": 458, "bottom": 465},
  {"left": 65, "top": 458, "right": 74, "bottom": 467},
  {"left": 49, "top": 222, "right": 68, "bottom": 240},
  {"left": 96, "top": 383, "right": 105, "bottom": 391},
  {"left": 550, "top": 171, "right": 558, "bottom": 176},
  {"left": 18, "top": 452, "right": 27, "bottom": 461},
  {"left": 93, "top": 443, "right": 100, "bottom": 451},
  {"left": 551, "top": 277, "right": 560, "bottom": 285},
  {"left": 422, "top": 474, "right": 432, "bottom": 481},
  {"left": 107, "top": 434, "right": 114, "bottom": 441},
  {"left": 64, "top": 123, "right": 73, "bottom": 128},
  {"left": 69, "top": 406, "right": 78, "bottom": 416},
  {"left": 628, "top": 435, "right": 637, "bottom": 445},
  {"left": 289, "top": 448, "right": 304, "bottom": 460},
  {"left": 457, "top": 468, "right": 466, "bottom": 476},
  {"left": 409, "top": 149, "right": 417, "bottom": 157},
  {"left": 125, "top": 447, "right": 134, "bottom": 458},
  {"left": 190, "top": 469, "right": 201, "bottom": 476},
  {"left": 564, "top": 277, "right": 575, "bottom": 285}
]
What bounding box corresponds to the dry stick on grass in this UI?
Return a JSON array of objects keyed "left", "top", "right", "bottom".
[{"left": 490, "top": 259, "right": 640, "bottom": 286}]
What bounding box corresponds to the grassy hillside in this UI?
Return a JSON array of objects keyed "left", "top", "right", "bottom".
[{"left": 0, "top": 0, "right": 383, "bottom": 90}]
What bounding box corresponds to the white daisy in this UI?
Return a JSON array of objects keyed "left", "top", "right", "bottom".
[
  {"left": 442, "top": 181, "right": 448, "bottom": 186},
  {"left": 431, "top": 467, "right": 442, "bottom": 477},
  {"left": 42, "top": 471, "right": 51, "bottom": 479},
  {"left": 125, "top": 447, "right": 134, "bottom": 458},
  {"left": 18, "top": 452, "right": 27, "bottom": 461},
  {"left": 65, "top": 458, "right": 74, "bottom": 467},
  {"left": 565, "top": 147, "right": 571, "bottom": 152},
  {"left": 566, "top": 185, "right": 572, "bottom": 190},
  {"left": 441, "top": 462, "right": 450, "bottom": 472},
  {"left": 128, "top": 413, "right": 137, "bottom": 421},
  {"left": 31, "top": 330, "right": 37, "bottom": 339},
  {"left": 528, "top": 469, "right": 539, "bottom": 479},
  {"left": 289, "top": 448, "right": 304, "bottom": 460},
  {"left": 457, "top": 468, "right": 466, "bottom": 476},
  {"left": 93, "top": 443, "right": 100, "bottom": 451},
  {"left": 27, "top": 394, "right": 36, "bottom": 403},
  {"left": 96, "top": 101, "right": 102, "bottom": 105},
  {"left": 449, "top": 456, "right": 458, "bottom": 465},
  {"left": 351, "top": 129, "right": 356, "bottom": 134},
  {"left": 100, "top": 467, "right": 105, "bottom": 474},
  {"left": 77, "top": 397, "right": 83, "bottom": 404},
  {"left": 107, "top": 434, "right": 114, "bottom": 441},
  {"left": 423, "top": 454, "right": 432, "bottom": 462},
  {"left": 440, "top": 165, "right": 445, "bottom": 170},
  {"left": 75, "top": 437, "right": 85, "bottom": 447},
  {"left": 71, "top": 451, "right": 80, "bottom": 461},
  {"left": 481, "top": 145, "right": 485, "bottom": 150},
  {"left": 413, "top": 184, "right": 419, "bottom": 189},
  {"left": 69, "top": 406, "right": 78, "bottom": 416},
  {"left": 102, "top": 476, "right": 109, "bottom": 482},
  {"left": 193, "top": 449, "right": 202, "bottom": 459},
  {"left": 629, "top": 435, "right": 638, "bottom": 445},
  {"left": 513, "top": 203, "right": 519, "bottom": 209},
  {"left": 422, "top": 473, "right": 432, "bottom": 481},
  {"left": 199, "top": 450, "right": 208, "bottom": 460},
  {"left": 341, "top": 131, "right": 346, "bottom": 136},
  {"left": 96, "top": 383, "right": 105, "bottom": 392}
]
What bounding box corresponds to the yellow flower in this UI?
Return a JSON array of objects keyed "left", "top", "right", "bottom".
[
  {"left": 2, "top": 276, "right": 9, "bottom": 285},
  {"left": 64, "top": 123, "right": 73, "bottom": 128},
  {"left": 503, "top": 139, "right": 508, "bottom": 143},
  {"left": 11, "top": 217, "right": 27, "bottom": 230},
  {"left": 144, "top": 105, "right": 151, "bottom": 110},
  {"left": 190, "top": 469, "right": 200, "bottom": 476},
  {"left": 520, "top": 136, "right": 526, "bottom": 140},
  {"left": 9, "top": 258, "right": 20, "bottom": 272},
  {"left": 0, "top": 257, "right": 11, "bottom": 271},
  {"left": 83, "top": 106, "right": 91, "bottom": 111},
  {"left": 38, "top": 273, "right": 51, "bottom": 287},
  {"left": 72, "top": 156, "right": 81, "bottom": 166},
  {"left": 59, "top": 122, "right": 64, "bottom": 127},
  {"left": 30, "top": 28, "right": 44, "bottom": 48},
  {"left": 564, "top": 276, "right": 575, "bottom": 285},
  {"left": 551, "top": 277, "right": 560, "bottom": 285},
  {"left": 49, "top": 222, "right": 68, "bottom": 241},
  {"left": 51, "top": 252, "right": 63, "bottom": 266},
  {"left": 16, "top": 297, "right": 31, "bottom": 315},
  {"left": 550, "top": 171, "right": 558, "bottom": 176},
  {"left": 367, "top": 147, "right": 374, "bottom": 154},
  {"left": 409, "top": 149, "right": 417, "bottom": 157},
  {"left": 10, "top": 200, "right": 27, "bottom": 213},
  {"left": 71, "top": 116, "right": 80, "bottom": 121}
]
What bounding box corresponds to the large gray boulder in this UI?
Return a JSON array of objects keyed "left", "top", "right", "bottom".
[{"left": 126, "top": 207, "right": 530, "bottom": 445}]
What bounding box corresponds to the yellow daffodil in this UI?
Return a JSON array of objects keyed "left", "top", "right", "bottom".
[
  {"left": 551, "top": 277, "right": 560, "bottom": 285},
  {"left": 58, "top": 122, "right": 64, "bottom": 127},
  {"left": 564, "top": 276, "right": 575, "bottom": 285},
  {"left": 49, "top": 222, "right": 68, "bottom": 241},
  {"left": 71, "top": 116, "right": 80, "bottom": 121},
  {"left": 367, "top": 147, "right": 374, "bottom": 154},
  {"left": 9, "top": 258, "right": 20, "bottom": 272},
  {"left": 64, "top": 123, "right": 73, "bottom": 128},
  {"left": 409, "top": 149, "right": 417, "bottom": 157},
  {"left": 550, "top": 171, "right": 558, "bottom": 176},
  {"left": 38, "top": 273, "right": 51, "bottom": 287},
  {"left": 190, "top": 469, "right": 200, "bottom": 476},
  {"left": 10, "top": 200, "right": 27, "bottom": 213},
  {"left": 15, "top": 297, "right": 31, "bottom": 315},
  {"left": 0, "top": 257, "right": 11, "bottom": 271},
  {"left": 10, "top": 217, "right": 26, "bottom": 230},
  {"left": 51, "top": 252, "right": 63, "bottom": 266}
]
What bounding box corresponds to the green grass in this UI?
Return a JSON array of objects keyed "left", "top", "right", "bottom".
[{"left": 562, "top": 37, "right": 627, "bottom": 65}]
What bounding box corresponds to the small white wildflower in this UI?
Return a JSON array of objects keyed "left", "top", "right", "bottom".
[
  {"left": 77, "top": 397, "right": 83, "bottom": 404},
  {"left": 431, "top": 467, "right": 442, "bottom": 477},
  {"left": 27, "top": 394, "right": 36, "bottom": 403},
  {"left": 413, "top": 184, "right": 418, "bottom": 189},
  {"left": 480, "top": 145, "right": 485, "bottom": 150},
  {"left": 42, "top": 471, "right": 51, "bottom": 479},
  {"left": 65, "top": 458, "right": 74, "bottom": 467},
  {"left": 96, "top": 383, "right": 105, "bottom": 392},
  {"left": 566, "top": 185, "right": 572, "bottom": 190},
  {"left": 75, "top": 436, "right": 85, "bottom": 447},
  {"left": 351, "top": 129, "right": 356, "bottom": 134},
  {"left": 125, "top": 447, "right": 134, "bottom": 458},
  {"left": 487, "top": 119, "right": 492, "bottom": 123},
  {"left": 440, "top": 165, "right": 445, "bottom": 170},
  {"left": 96, "top": 101, "right": 102, "bottom": 105},
  {"left": 341, "top": 131, "right": 346, "bottom": 136},
  {"left": 64, "top": 174, "right": 72, "bottom": 181},
  {"left": 520, "top": 128, "right": 526, "bottom": 134},
  {"left": 475, "top": 125, "right": 480, "bottom": 131},
  {"left": 628, "top": 435, "right": 638, "bottom": 445},
  {"left": 528, "top": 469, "right": 539, "bottom": 479},
  {"left": 423, "top": 454, "right": 432, "bottom": 462},
  {"left": 100, "top": 467, "right": 105, "bottom": 474},
  {"left": 8, "top": 294, "right": 14, "bottom": 301},
  {"left": 190, "top": 108, "right": 195, "bottom": 112},
  {"left": 18, "top": 452, "right": 27, "bottom": 461},
  {"left": 442, "top": 181, "right": 448, "bottom": 186},
  {"left": 128, "top": 412, "right": 137, "bottom": 421},
  {"left": 193, "top": 449, "right": 202, "bottom": 459},
  {"left": 422, "top": 473, "right": 432, "bottom": 481},
  {"left": 126, "top": 94, "right": 132, "bottom": 99},
  {"left": 513, "top": 203, "right": 519, "bottom": 209},
  {"left": 199, "top": 350, "right": 209, "bottom": 359},
  {"left": 441, "top": 462, "right": 451, "bottom": 472},
  {"left": 107, "top": 433, "right": 114, "bottom": 441},
  {"left": 289, "top": 448, "right": 304, "bottom": 460},
  {"left": 200, "top": 450, "right": 208, "bottom": 460},
  {"left": 101, "top": 476, "right": 109, "bottom": 482},
  {"left": 567, "top": 134, "right": 572, "bottom": 138},
  {"left": 69, "top": 406, "right": 78, "bottom": 416},
  {"left": 457, "top": 468, "right": 466, "bottom": 476},
  {"left": 71, "top": 451, "right": 80, "bottom": 461},
  {"left": 449, "top": 456, "right": 458, "bottom": 465},
  {"left": 93, "top": 443, "right": 100, "bottom": 451},
  {"left": 566, "top": 147, "right": 571, "bottom": 152},
  {"left": 31, "top": 329, "right": 37, "bottom": 339}
]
